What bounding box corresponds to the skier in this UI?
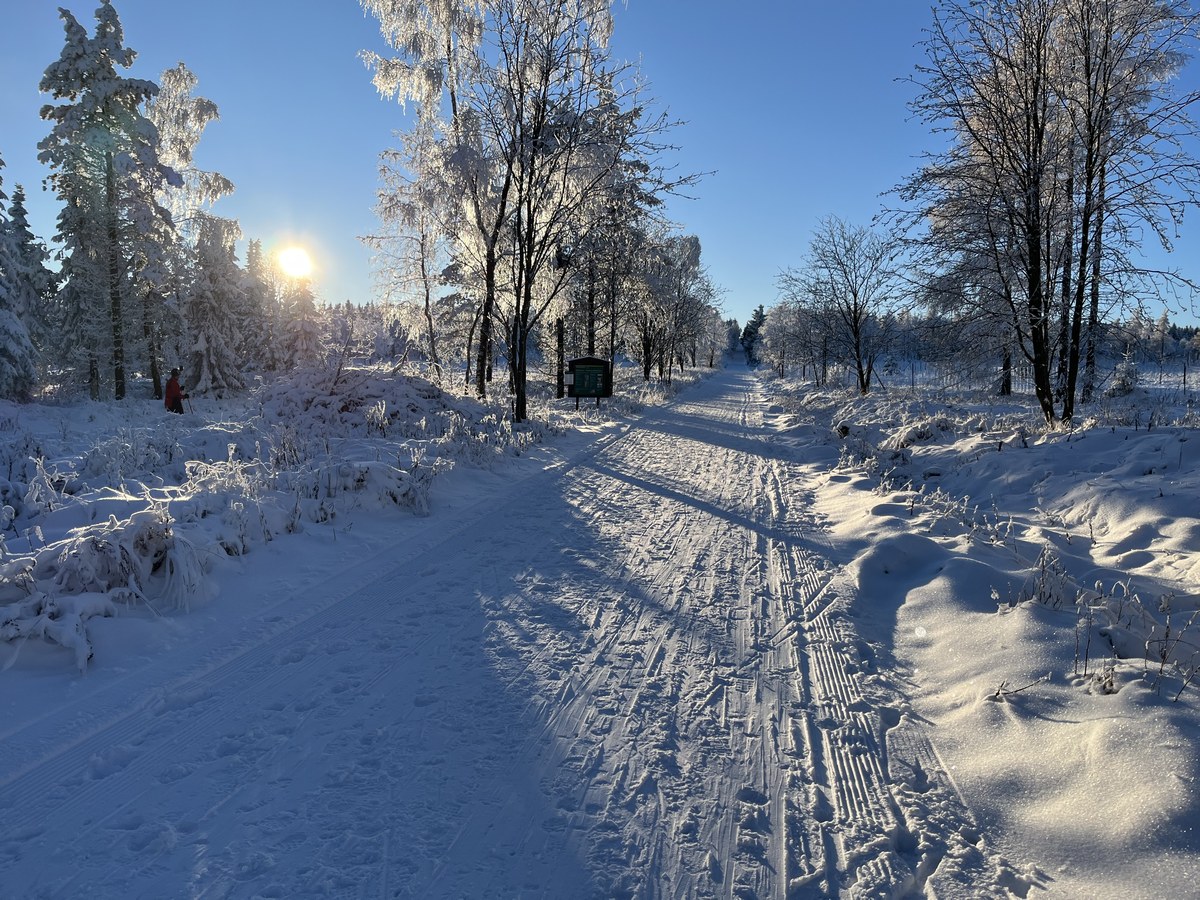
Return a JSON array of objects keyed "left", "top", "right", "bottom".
[{"left": 165, "top": 368, "right": 187, "bottom": 414}]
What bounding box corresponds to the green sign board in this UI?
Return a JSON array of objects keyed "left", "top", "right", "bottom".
[{"left": 567, "top": 357, "right": 613, "bottom": 399}]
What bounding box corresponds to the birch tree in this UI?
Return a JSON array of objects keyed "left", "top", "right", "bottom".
[
  {"left": 901, "top": 0, "right": 1200, "bottom": 423},
  {"left": 363, "top": 0, "right": 686, "bottom": 419},
  {"left": 779, "top": 218, "right": 898, "bottom": 395}
]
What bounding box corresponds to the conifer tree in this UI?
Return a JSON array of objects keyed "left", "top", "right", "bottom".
[
  {"left": 284, "top": 278, "right": 322, "bottom": 369},
  {"left": 240, "top": 239, "right": 280, "bottom": 371},
  {"left": 38, "top": 0, "right": 179, "bottom": 399},
  {"left": 741, "top": 305, "right": 767, "bottom": 366},
  {"left": 0, "top": 160, "right": 39, "bottom": 400},
  {"left": 143, "top": 62, "right": 232, "bottom": 398},
  {"left": 184, "top": 214, "right": 245, "bottom": 396},
  {"left": 1, "top": 183, "right": 56, "bottom": 358}
]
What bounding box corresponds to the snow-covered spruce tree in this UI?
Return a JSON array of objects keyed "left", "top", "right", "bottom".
[
  {"left": 184, "top": 214, "right": 245, "bottom": 396},
  {"left": 741, "top": 303, "right": 767, "bottom": 367},
  {"left": 0, "top": 162, "right": 39, "bottom": 400},
  {"left": 283, "top": 277, "right": 322, "bottom": 369},
  {"left": 144, "top": 62, "right": 234, "bottom": 398},
  {"left": 2, "top": 184, "right": 57, "bottom": 355},
  {"left": 240, "top": 239, "right": 283, "bottom": 372},
  {"left": 39, "top": 0, "right": 180, "bottom": 400}
]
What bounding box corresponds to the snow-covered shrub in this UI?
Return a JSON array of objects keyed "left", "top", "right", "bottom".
[
  {"left": 0, "top": 507, "right": 204, "bottom": 670},
  {"left": 0, "top": 429, "right": 43, "bottom": 480},
  {"left": 1106, "top": 354, "right": 1139, "bottom": 398},
  {"left": 365, "top": 399, "right": 389, "bottom": 436},
  {"left": 81, "top": 426, "right": 187, "bottom": 485},
  {"left": 880, "top": 416, "right": 954, "bottom": 451},
  {"left": 177, "top": 446, "right": 302, "bottom": 557},
  {"left": 17, "top": 457, "right": 68, "bottom": 521}
]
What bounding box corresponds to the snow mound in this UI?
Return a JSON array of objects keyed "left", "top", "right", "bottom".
[{"left": 0, "top": 366, "right": 550, "bottom": 670}]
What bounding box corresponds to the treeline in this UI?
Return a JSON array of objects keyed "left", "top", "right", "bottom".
[
  {"left": 0, "top": 0, "right": 721, "bottom": 413},
  {"left": 757, "top": 299, "right": 1200, "bottom": 396},
  {"left": 360, "top": 0, "right": 718, "bottom": 419},
  {"left": 763, "top": 0, "right": 1200, "bottom": 421},
  {"left": 0, "top": 4, "right": 327, "bottom": 404}
]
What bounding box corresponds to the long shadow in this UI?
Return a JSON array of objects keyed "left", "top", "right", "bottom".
[{"left": 584, "top": 457, "right": 831, "bottom": 562}]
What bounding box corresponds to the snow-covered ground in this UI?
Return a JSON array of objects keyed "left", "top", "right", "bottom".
[{"left": 2, "top": 360, "right": 1198, "bottom": 898}]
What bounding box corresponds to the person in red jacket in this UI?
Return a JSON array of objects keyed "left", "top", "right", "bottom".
[{"left": 165, "top": 368, "right": 187, "bottom": 414}]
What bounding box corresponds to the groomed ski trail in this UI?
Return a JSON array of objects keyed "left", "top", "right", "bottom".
[{"left": 0, "top": 364, "right": 1014, "bottom": 898}]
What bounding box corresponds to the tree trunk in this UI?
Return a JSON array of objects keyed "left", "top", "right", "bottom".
[
  {"left": 420, "top": 236, "right": 441, "bottom": 379},
  {"left": 607, "top": 266, "right": 619, "bottom": 365},
  {"left": 1057, "top": 149, "right": 1075, "bottom": 398},
  {"left": 143, "top": 296, "right": 162, "bottom": 399},
  {"left": 475, "top": 252, "right": 496, "bottom": 398},
  {"left": 586, "top": 259, "right": 597, "bottom": 357},
  {"left": 106, "top": 152, "right": 126, "bottom": 401},
  {"left": 464, "top": 304, "right": 480, "bottom": 388},
  {"left": 1083, "top": 160, "right": 1105, "bottom": 404},
  {"left": 89, "top": 354, "right": 101, "bottom": 402},
  {"left": 556, "top": 317, "right": 564, "bottom": 399},
  {"left": 1025, "top": 210, "right": 1056, "bottom": 423},
  {"left": 641, "top": 324, "right": 653, "bottom": 381}
]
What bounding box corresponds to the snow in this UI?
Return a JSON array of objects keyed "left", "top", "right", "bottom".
[{"left": 2, "top": 359, "right": 1199, "bottom": 898}]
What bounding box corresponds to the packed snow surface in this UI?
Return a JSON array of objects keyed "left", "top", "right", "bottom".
[{"left": 2, "top": 361, "right": 1199, "bottom": 898}]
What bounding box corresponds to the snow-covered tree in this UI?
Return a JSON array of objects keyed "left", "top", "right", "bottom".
[
  {"left": 367, "top": 124, "right": 450, "bottom": 377},
  {"left": 761, "top": 298, "right": 817, "bottom": 381},
  {"left": 0, "top": 181, "right": 56, "bottom": 358},
  {"left": 38, "top": 0, "right": 180, "bottom": 400},
  {"left": 184, "top": 214, "right": 245, "bottom": 396},
  {"left": 239, "top": 239, "right": 282, "bottom": 371},
  {"left": 144, "top": 61, "right": 233, "bottom": 398},
  {"left": 145, "top": 62, "right": 233, "bottom": 238},
  {"left": 900, "top": 0, "right": 1200, "bottom": 422},
  {"left": 364, "top": 0, "right": 688, "bottom": 419},
  {"left": 0, "top": 161, "right": 39, "bottom": 400},
  {"left": 779, "top": 217, "right": 898, "bottom": 394},
  {"left": 741, "top": 304, "right": 767, "bottom": 366},
  {"left": 284, "top": 277, "right": 322, "bottom": 369},
  {"left": 624, "top": 230, "right": 713, "bottom": 381}
]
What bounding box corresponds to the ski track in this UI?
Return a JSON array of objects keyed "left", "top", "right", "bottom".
[{"left": 0, "top": 367, "right": 1011, "bottom": 899}]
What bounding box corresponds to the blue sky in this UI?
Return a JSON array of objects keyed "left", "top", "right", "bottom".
[{"left": 1, "top": 2, "right": 1196, "bottom": 328}]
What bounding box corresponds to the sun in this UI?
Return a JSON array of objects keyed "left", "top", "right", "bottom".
[{"left": 278, "top": 246, "right": 313, "bottom": 279}]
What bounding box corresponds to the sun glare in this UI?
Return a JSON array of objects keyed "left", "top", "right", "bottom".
[{"left": 278, "top": 246, "right": 313, "bottom": 279}]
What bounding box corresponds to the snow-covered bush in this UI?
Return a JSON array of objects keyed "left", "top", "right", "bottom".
[
  {"left": 1, "top": 507, "right": 204, "bottom": 671},
  {"left": 1107, "top": 354, "right": 1139, "bottom": 398}
]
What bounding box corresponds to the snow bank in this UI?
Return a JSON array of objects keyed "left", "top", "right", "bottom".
[
  {"left": 0, "top": 366, "right": 555, "bottom": 670},
  {"left": 762, "top": 372, "right": 1200, "bottom": 898}
]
